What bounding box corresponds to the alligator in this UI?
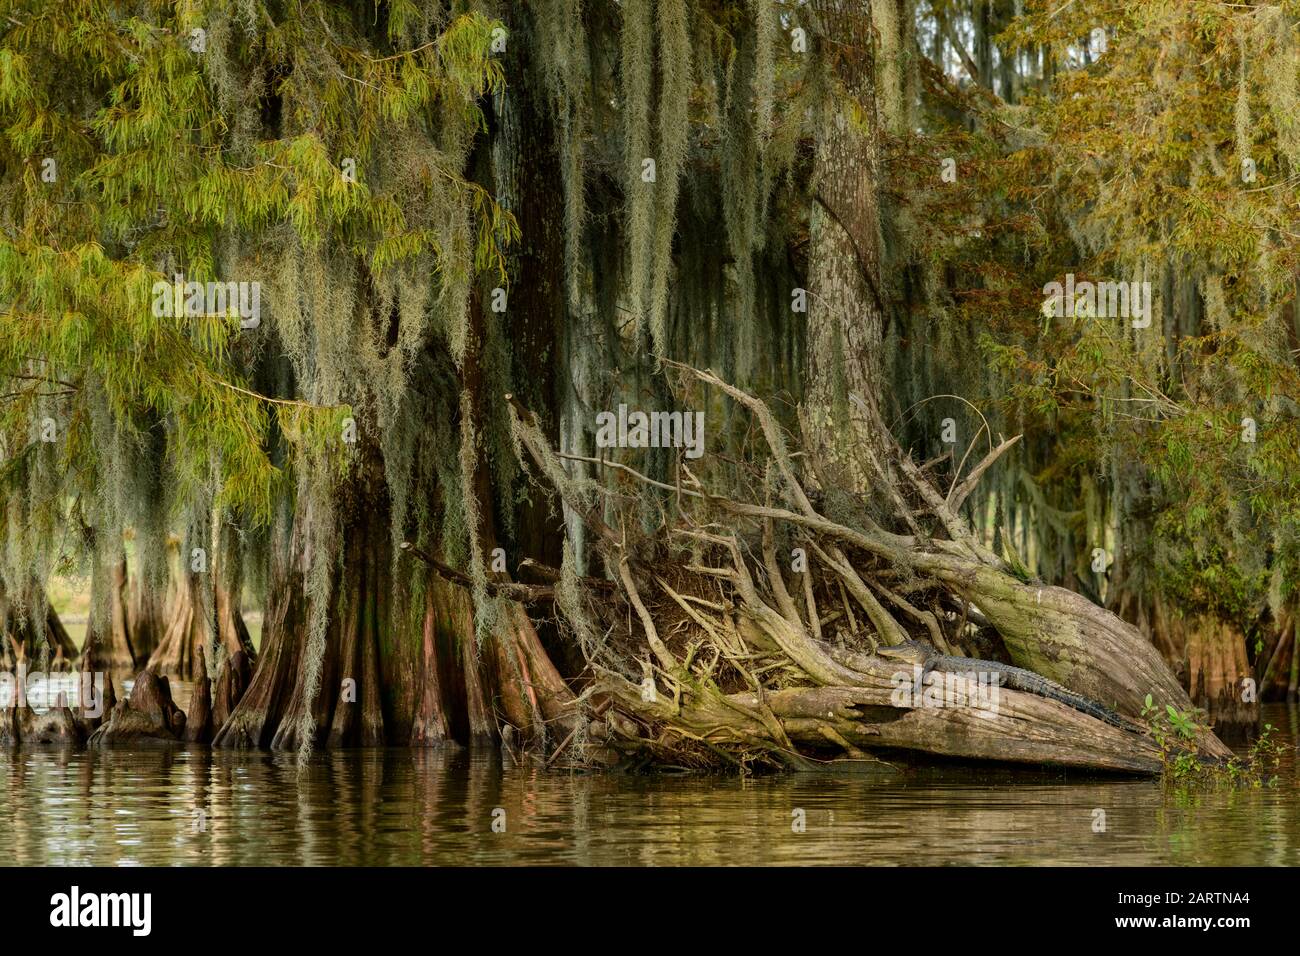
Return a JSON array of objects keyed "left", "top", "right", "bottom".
[{"left": 873, "top": 639, "right": 1134, "bottom": 731}]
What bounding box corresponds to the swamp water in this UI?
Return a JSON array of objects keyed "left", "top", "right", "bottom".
[{"left": 2, "top": 696, "right": 1298, "bottom": 866}]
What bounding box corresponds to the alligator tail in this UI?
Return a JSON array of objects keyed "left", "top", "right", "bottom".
[{"left": 935, "top": 655, "right": 1132, "bottom": 730}]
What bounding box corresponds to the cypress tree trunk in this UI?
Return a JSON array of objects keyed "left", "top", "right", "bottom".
[
  {"left": 459, "top": 275, "right": 578, "bottom": 749},
  {"left": 0, "top": 580, "right": 79, "bottom": 670},
  {"left": 147, "top": 562, "right": 251, "bottom": 681},
  {"left": 209, "top": 413, "right": 566, "bottom": 753},
  {"left": 410, "top": 576, "right": 457, "bottom": 747},
  {"left": 209, "top": 527, "right": 306, "bottom": 748},
  {"left": 497, "top": 5, "right": 568, "bottom": 578},
  {"left": 81, "top": 553, "right": 136, "bottom": 675},
  {"left": 127, "top": 568, "right": 167, "bottom": 663},
  {"left": 42, "top": 603, "right": 79, "bottom": 667},
  {"left": 1289, "top": 634, "right": 1299, "bottom": 703},
  {"left": 212, "top": 443, "right": 391, "bottom": 751},
  {"left": 1181, "top": 616, "right": 1258, "bottom": 731},
  {"left": 804, "top": 0, "right": 890, "bottom": 491},
  {"left": 145, "top": 570, "right": 206, "bottom": 680}
]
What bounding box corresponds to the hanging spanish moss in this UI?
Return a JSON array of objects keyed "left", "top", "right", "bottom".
[{"left": 4, "top": 0, "right": 1294, "bottom": 781}]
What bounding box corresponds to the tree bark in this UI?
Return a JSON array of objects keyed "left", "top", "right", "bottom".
[
  {"left": 210, "top": 534, "right": 306, "bottom": 748},
  {"left": 410, "top": 575, "right": 456, "bottom": 746},
  {"left": 80, "top": 553, "right": 136, "bottom": 674},
  {"left": 147, "top": 541, "right": 253, "bottom": 682},
  {"left": 804, "top": 0, "right": 890, "bottom": 490},
  {"left": 211, "top": 647, "right": 252, "bottom": 729},
  {"left": 0, "top": 580, "right": 79, "bottom": 670},
  {"left": 1183, "top": 617, "right": 1257, "bottom": 731},
  {"left": 184, "top": 642, "right": 214, "bottom": 744},
  {"left": 126, "top": 559, "right": 168, "bottom": 663}
]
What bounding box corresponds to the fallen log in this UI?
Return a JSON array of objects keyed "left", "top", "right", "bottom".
[
  {"left": 593, "top": 649, "right": 1163, "bottom": 773},
  {"left": 911, "top": 559, "right": 1234, "bottom": 760},
  {"left": 769, "top": 686, "right": 1162, "bottom": 773}
]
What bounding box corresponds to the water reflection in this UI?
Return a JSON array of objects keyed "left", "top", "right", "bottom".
[{"left": 2, "top": 705, "right": 1298, "bottom": 866}]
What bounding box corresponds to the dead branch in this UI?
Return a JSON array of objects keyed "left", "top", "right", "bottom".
[{"left": 399, "top": 542, "right": 555, "bottom": 603}]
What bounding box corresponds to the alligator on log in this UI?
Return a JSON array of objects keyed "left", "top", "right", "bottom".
[{"left": 872, "top": 639, "right": 1137, "bottom": 731}]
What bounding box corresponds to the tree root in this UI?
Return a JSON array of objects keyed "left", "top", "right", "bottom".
[{"left": 505, "top": 363, "right": 1230, "bottom": 772}]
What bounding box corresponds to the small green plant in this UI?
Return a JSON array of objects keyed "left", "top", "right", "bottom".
[
  {"left": 1141, "top": 694, "right": 1282, "bottom": 787},
  {"left": 1224, "top": 724, "right": 1286, "bottom": 785},
  {"left": 1165, "top": 704, "right": 1199, "bottom": 740},
  {"left": 1140, "top": 694, "right": 1201, "bottom": 754}
]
